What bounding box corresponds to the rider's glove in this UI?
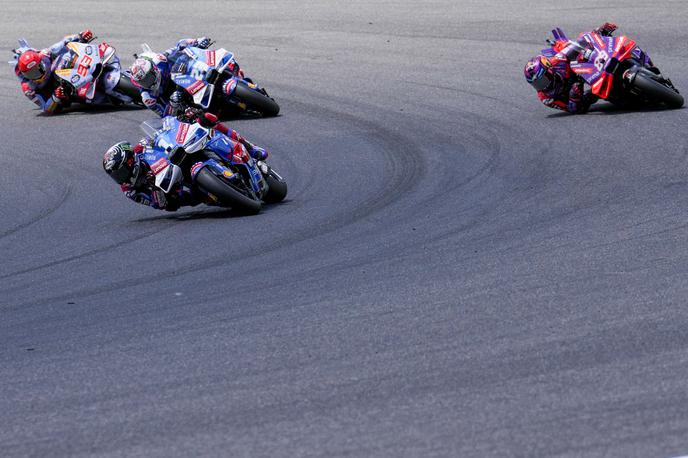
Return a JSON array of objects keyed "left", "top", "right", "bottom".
[
  {"left": 53, "top": 86, "right": 69, "bottom": 102},
  {"left": 79, "top": 29, "right": 94, "bottom": 42},
  {"left": 152, "top": 189, "right": 169, "bottom": 210},
  {"left": 183, "top": 106, "right": 203, "bottom": 121},
  {"left": 143, "top": 170, "right": 155, "bottom": 186},
  {"left": 158, "top": 186, "right": 182, "bottom": 211},
  {"left": 169, "top": 90, "right": 185, "bottom": 108},
  {"left": 578, "top": 48, "right": 594, "bottom": 62},
  {"left": 196, "top": 37, "right": 212, "bottom": 49},
  {"left": 596, "top": 22, "right": 617, "bottom": 36}
]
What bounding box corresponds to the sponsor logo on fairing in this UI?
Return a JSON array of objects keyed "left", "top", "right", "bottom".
[
  {"left": 176, "top": 123, "right": 190, "bottom": 143},
  {"left": 206, "top": 50, "right": 215, "bottom": 67},
  {"left": 77, "top": 84, "right": 89, "bottom": 98},
  {"left": 591, "top": 33, "right": 605, "bottom": 50},
  {"left": 151, "top": 157, "right": 169, "bottom": 174},
  {"left": 190, "top": 162, "right": 203, "bottom": 178},
  {"left": 223, "top": 79, "right": 237, "bottom": 95},
  {"left": 187, "top": 80, "right": 205, "bottom": 95},
  {"left": 573, "top": 66, "right": 594, "bottom": 75}
]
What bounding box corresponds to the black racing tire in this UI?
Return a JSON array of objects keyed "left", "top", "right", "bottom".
[
  {"left": 632, "top": 72, "right": 684, "bottom": 109},
  {"left": 263, "top": 170, "right": 288, "bottom": 204},
  {"left": 232, "top": 81, "right": 280, "bottom": 117},
  {"left": 195, "top": 167, "right": 262, "bottom": 215},
  {"left": 115, "top": 72, "right": 143, "bottom": 104}
]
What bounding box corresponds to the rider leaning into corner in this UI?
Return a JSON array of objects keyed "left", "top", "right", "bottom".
[
  {"left": 102, "top": 108, "right": 268, "bottom": 212},
  {"left": 14, "top": 30, "right": 93, "bottom": 114},
  {"left": 129, "top": 37, "right": 246, "bottom": 117},
  {"left": 523, "top": 22, "right": 656, "bottom": 114},
  {"left": 14, "top": 29, "right": 129, "bottom": 114}
]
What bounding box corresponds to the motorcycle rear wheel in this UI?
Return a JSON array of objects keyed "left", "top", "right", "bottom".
[
  {"left": 195, "top": 167, "right": 262, "bottom": 215},
  {"left": 115, "top": 72, "right": 143, "bottom": 105},
  {"left": 632, "top": 72, "right": 684, "bottom": 109}
]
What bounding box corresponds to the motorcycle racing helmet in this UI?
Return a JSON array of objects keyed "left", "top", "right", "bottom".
[
  {"left": 524, "top": 55, "right": 555, "bottom": 91},
  {"left": 130, "top": 58, "right": 161, "bottom": 92},
  {"left": 17, "top": 50, "right": 47, "bottom": 81},
  {"left": 103, "top": 142, "right": 141, "bottom": 185}
]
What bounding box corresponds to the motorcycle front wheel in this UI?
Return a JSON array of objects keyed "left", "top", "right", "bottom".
[
  {"left": 263, "top": 168, "right": 287, "bottom": 204},
  {"left": 195, "top": 166, "right": 262, "bottom": 215}
]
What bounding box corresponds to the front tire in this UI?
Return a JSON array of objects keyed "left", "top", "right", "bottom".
[
  {"left": 631, "top": 71, "right": 684, "bottom": 109},
  {"left": 232, "top": 81, "right": 280, "bottom": 117},
  {"left": 195, "top": 167, "right": 262, "bottom": 215},
  {"left": 263, "top": 170, "right": 287, "bottom": 204}
]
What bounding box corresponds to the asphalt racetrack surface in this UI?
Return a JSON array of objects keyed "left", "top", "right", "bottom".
[{"left": 2, "top": 1, "right": 688, "bottom": 457}]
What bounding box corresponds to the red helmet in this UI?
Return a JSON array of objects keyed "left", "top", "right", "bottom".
[{"left": 18, "top": 50, "right": 47, "bottom": 81}]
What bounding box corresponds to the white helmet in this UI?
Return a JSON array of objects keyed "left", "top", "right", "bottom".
[{"left": 130, "top": 58, "right": 161, "bottom": 92}]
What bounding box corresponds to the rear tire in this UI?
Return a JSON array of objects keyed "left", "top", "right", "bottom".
[
  {"left": 115, "top": 72, "right": 143, "bottom": 105},
  {"left": 195, "top": 167, "right": 262, "bottom": 215},
  {"left": 232, "top": 81, "right": 280, "bottom": 117},
  {"left": 264, "top": 171, "right": 287, "bottom": 204},
  {"left": 632, "top": 72, "right": 684, "bottom": 109}
]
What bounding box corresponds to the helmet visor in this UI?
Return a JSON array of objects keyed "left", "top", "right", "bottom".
[
  {"left": 108, "top": 166, "right": 132, "bottom": 185},
  {"left": 138, "top": 70, "right": 158, "bottom": 90},
  {"left": 109, "top": 161, "right": 140, "bottom": 185},
  {"left": 22, "top": 62, "right": 45, "bottom": 80},
  {"left": 531, "top": 71, "right": 553, "bottom": 91}
]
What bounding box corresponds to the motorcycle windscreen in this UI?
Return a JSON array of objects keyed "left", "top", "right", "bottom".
[{"left": 140, "top": 118, "right": 164, "bottom": 140}]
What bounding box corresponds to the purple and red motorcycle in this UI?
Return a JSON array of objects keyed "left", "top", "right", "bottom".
[{"left": 544, "top": 27, "right": 683, "bottom": 109}]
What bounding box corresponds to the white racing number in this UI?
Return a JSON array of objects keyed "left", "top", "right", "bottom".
[
  {"left": 189, "top": 61, "right": 207, "bottom": 80},
  {"left": 594, "top": 50, "right": 609, "bottom": 72}
]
